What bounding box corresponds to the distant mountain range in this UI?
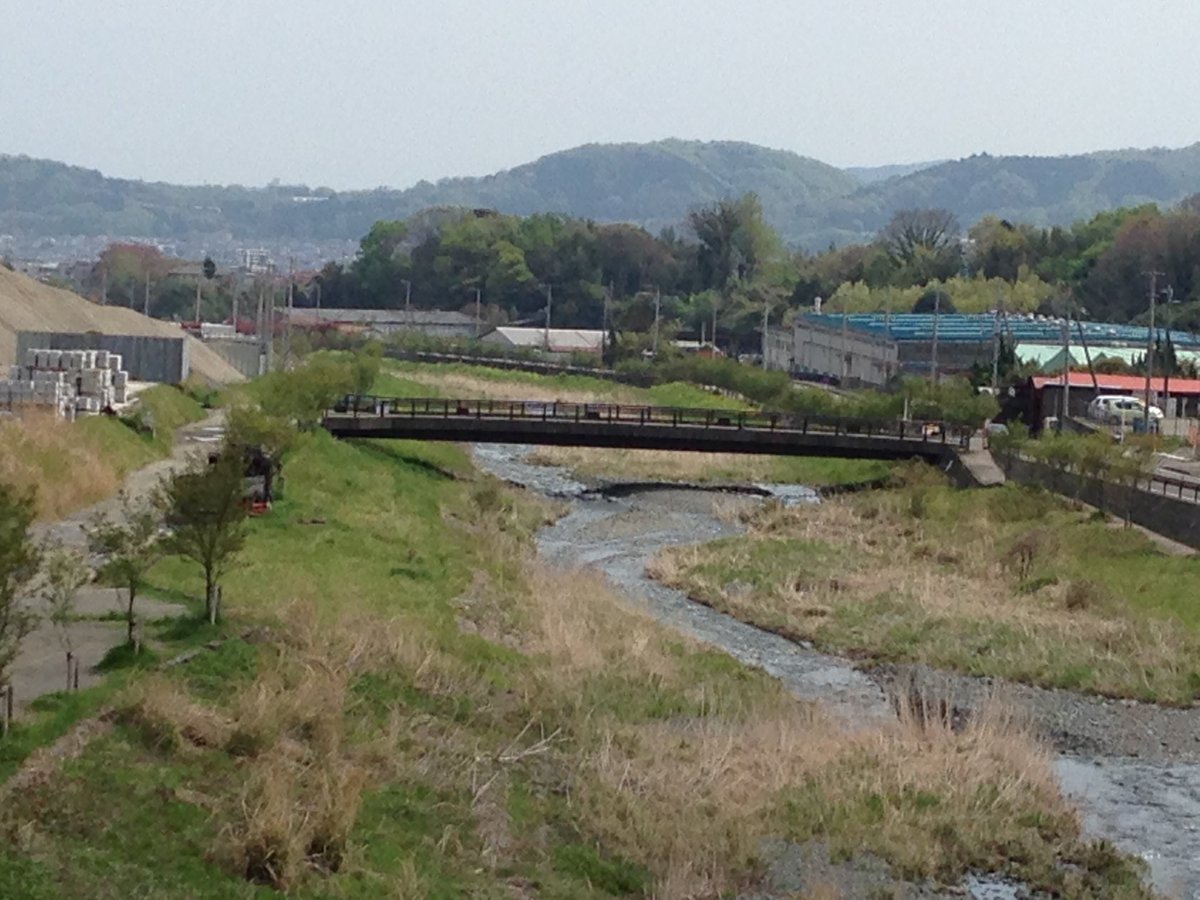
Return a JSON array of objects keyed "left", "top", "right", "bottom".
[{"left": 2, "top": 139, "right": 1199, "bottom": 252}]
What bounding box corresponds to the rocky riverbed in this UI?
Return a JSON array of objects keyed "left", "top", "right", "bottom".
[{"left": 473, "top": 443, "right": 1200, "bottom": 898}]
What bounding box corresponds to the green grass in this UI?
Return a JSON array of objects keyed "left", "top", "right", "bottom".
[
  {"left": 654, "top": 480, "right": 1200, "bottom": 703},
  {"left": 0, "top": 360, "right": 1153, "bottom": 897}
]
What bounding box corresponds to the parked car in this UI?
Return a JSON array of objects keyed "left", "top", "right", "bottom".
[{"left": 1086, "top": 395, "right": 1163, "bottom": 425}]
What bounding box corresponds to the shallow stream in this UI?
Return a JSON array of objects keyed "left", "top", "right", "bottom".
[{"left": 472, "top": 443, "right": 1200, "bottom": 898}]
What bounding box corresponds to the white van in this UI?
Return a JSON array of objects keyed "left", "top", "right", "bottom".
[{"left": 1087, "top": 394, "right": 1163, "bottom": 425}]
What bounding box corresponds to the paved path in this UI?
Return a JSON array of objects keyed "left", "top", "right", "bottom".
[{"left": 10, "top": 410, "right": 226, "bottom": 713}]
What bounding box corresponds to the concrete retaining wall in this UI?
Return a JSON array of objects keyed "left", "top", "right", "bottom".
[
  {"left": 17, "top": 331, "right": 189, "bottom": 383},
  {"left": 1001, "top": 454, "right": 1200, "bottom": 549},
  {"left": 204, "top": 338, "right": 264, "bottom": 378}
]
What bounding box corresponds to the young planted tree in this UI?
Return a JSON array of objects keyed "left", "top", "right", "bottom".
[
  {"left": 86, "top": 492, "right": 164, "bottom": 645},
  {"left": 41, "top": 541, "right": 90, "bottom": 688},
  {"left": 0, "top": 483, "right": 41, "bottom": 714},
  {"left": 164, "top": 453, "right": 248, "bottom": 625}
]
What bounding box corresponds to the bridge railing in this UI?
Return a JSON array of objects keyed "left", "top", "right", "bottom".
[{"left": 329, "top": 395, "right": 972, "bottom": 448}]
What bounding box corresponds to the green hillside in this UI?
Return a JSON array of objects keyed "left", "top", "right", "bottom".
[{"left": 3, "top": 139, "right": 1200, "bottom": 249}]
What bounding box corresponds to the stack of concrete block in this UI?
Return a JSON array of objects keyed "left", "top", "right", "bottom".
[{"left": 0, "top": 347, "right": 132, "bottom": 417}]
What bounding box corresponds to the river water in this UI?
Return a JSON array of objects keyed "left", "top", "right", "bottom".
[{"left": 472, "top": 444, "right": 1200, "bottom": 898}]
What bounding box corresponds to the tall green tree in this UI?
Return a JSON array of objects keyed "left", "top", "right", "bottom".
[
  {"left": 164, "top": 454, "right": 249, "bottom": 625},
  {"left": 0, "top": 483, "right": 39, "bottom": 702}
]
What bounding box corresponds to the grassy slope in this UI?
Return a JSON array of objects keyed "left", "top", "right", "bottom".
[
  {"left": 0, "top": 385, "right": 205, "bottom": 519},
  {"left": 0, "top": 373, "right": 1148, "bottom": 898},
  {"left": 653, "top": 473, "right": 1200, "bottom": 703}
]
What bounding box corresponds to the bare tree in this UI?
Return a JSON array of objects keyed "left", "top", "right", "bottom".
[
  {"left": 41, "top": 541, "right": 90, "bottom": 689},
  {"left": 880, "top": 209, "right": 962, "bottom": 285},
  {"left": 85, "top": 492, "right": 164, "bottom": 645},
  {"left": 0, "top": 483, "right": 40, "bottom": 708}
]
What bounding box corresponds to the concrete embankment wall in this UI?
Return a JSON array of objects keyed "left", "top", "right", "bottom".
[
  {"left": 17, "top": 331, "right": 189, "bottom": 383},
  {"left": 204, "top": 338, "right": 264, "bottom": 378},
  {"left": 1001, "top": 454, "right": 1200, "bottom": 549}
]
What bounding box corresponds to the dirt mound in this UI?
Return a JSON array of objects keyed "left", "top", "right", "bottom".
[{"left": 0, "top": 268, "right": 243, "bottom": 384}]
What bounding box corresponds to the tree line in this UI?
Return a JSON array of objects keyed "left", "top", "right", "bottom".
[{"left": 73, "top": 191, "right": 1200, "bottom": 358}]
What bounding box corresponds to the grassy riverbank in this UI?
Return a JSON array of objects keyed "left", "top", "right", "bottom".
[
  {"left": 0, "top": 371, "right": 1148, "bottom": 897},
  {"left": 652, "top": 468, "right": 1200, "bottom": 705},
  {"left": 0, "top": 385, "right": 205, "bottom": 519}
]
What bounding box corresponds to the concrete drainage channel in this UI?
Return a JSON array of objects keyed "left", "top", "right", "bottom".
[{"left": 472, "top": 443, "right": 1200, "bottom": 898}]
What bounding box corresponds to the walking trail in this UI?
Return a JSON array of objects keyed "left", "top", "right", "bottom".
[{"left": 10, "top": 410, "right": 226, "bottom": 712}]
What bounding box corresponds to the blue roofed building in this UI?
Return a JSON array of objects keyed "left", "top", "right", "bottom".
[{"left": 776, "top": 313, "right": 1200, "bottom": 387}]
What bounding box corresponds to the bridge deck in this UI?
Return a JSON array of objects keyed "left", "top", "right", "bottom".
[{"left": 323, "top": 397, "right": 969, "bottom": 462}]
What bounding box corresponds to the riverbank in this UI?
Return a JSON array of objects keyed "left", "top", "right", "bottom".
[
  {"left": 0, "top": 373, "right": 1152, "bottom": 898},
  {"left": 651, "top": 467, "right": 1200, "bottom": 706}
]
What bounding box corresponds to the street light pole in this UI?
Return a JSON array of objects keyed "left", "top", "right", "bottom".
[
  {"left": 474, "top": 287, "right": 482, "bottom": 338},
  {"left": 543, "top": 283, "right": 552, "bottom": 349}
]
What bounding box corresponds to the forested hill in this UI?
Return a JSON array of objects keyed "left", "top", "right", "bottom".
[
  {"left": 3, "top": 139, "right": 1200, "bottom": 249},
  {"left": 0, "top": 141, "right": 854, "bottom": 247},
  {"left": 821, "top": 144, "right": 1200, "bottom": 244}
]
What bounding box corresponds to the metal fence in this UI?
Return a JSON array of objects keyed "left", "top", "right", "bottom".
[{"left": 330, "top": 395, "right": 973, "bottom": 448}]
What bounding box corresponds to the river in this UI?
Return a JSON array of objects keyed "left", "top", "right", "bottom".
[{"left": 473, "top": 444, "right": 1200, "bottom": 898}]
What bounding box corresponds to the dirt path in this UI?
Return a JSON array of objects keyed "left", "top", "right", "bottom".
[
  {"left": 32, "top": 408, "right": 226, "bottom": 551},
  {"left": 10, "top": 409, "right": 226, "bottom": 713}
]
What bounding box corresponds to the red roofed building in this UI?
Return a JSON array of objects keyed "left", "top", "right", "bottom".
[{"left": 1030, "top": 371, "right": 1200, "bottom": 425}]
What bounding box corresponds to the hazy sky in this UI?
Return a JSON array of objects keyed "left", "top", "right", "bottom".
[{"left": 2, "top": 1, "right": 1198, "bottom": 189}]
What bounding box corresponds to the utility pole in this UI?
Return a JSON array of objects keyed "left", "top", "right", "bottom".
[
  {"left": 256, "top": 283, "right": 266, "bottom": 375},
  {"left": 266, "top": 283, "right": 276, "bottom": 372},
  {"left": 1144, "top": 271, "right": 1164, "bottom": 433},
  {"left": 230, "top": 275, "right": 239, "bottom": 331},
  {"left": 143, "top": 269, "right": 151, "bottom": 318},
  {"left": 602, "top": 281, "right": 611, "bottom": 361},
  {"left": 100, "top": 263, "right": 108, "bottom": 306},
  {"left": 284, "top": 258, "right": 294, "bottom": 369},
  {"left": 930, "top": 290, "right": 941, "bottom": 386},
  {"left": 711, "top": 296, "right": 719, "bottom": 355},
  {"left": 402, "top": 279, "right": 412, "bottom": 333},
  {"left": 544, "top": 283, "right": 552, "bottom": 349},
  {"left": 314, "top": 279, "right": 322, "bottom": 313},
  {"left": 474, "top": 286, "right": 482, "bottom": 338},
  {"left": 653, "top": 286, "right": 662, "bottom": 356},
  {"left": 760, "top": 298, "right": 769, "bottom": 371},
  {"left": 193, "top": 276, "right": 201, "bottom": 323},
  {"left": 991, "top": 285, "right": 1003, "bottom": 393},
  {"left": 840, "top": 301, "right": 849, "bottom": 383},
  {"left": 1060, "top": 313, "right": 1071, "bottom": 430}
]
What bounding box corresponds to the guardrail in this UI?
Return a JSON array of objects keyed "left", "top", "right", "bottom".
[{"left": 328, "top": 395, "right": 973, "bottom": 448}]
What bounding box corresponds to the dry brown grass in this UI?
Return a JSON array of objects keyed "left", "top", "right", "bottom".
[
  {"left": 571, "top": 671, "right": 1072, "bottom": 897},
  {"left": 527, "top": 445, "right": 791, "bottom": 483},
  {"left": 523, "top": 563, "right": 683, "bottom": 684},
  {"left": 0, "top": 412, "right": 129, "bottom": 519},
  {"left": 513, "top": 560, "right": 1106, "bottom": 898},
  {"left": 401, "top": 369, "right": 636, "bottom": 404}
]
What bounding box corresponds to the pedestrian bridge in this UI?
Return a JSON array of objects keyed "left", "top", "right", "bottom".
[{"left": 323, "top": 396, "right": 971, "bottom": 463}]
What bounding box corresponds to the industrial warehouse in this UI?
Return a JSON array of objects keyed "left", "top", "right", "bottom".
[{"left": 766, "top": 312, "right": 1200, "bottom": 387}]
